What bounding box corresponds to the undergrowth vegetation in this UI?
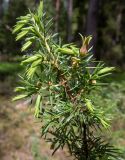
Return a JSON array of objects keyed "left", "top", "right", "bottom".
[{"left": 0, "top": 62, "right": 22, "bottom": 75}]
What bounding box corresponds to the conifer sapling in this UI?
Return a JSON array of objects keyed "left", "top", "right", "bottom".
[{"left": 13, "top": 1, "right": 120, "bottom": 160}]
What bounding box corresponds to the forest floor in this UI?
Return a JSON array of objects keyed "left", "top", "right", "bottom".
[{"left": 0, "top": 96, "right": 72, "bottom": 160}]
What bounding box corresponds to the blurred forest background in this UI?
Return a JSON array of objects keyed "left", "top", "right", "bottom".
[{"left": 0, "top": 0, "right": 125, "bottom": 160}]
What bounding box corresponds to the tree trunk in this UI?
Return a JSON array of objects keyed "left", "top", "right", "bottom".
[
  {"left": 116, "top": 6, "right": 123, "bottom": 43},
  {"left": 74, "top": 0, "right": 85, "bottom": 41},
  {"left": 0, "top": 0, "right": 3, "bottom": 21},
  {"left": 55, "top": 0, "right": 60, "bottom": 33},
  {"left": 66, "top": 0, "right": 73, "bottom": 42},
  {"left": 35, "top": 0, "right": 40, "bottom": 4},
  {"left": 86, "top": 0, "right": 99, "bottom": 59}
]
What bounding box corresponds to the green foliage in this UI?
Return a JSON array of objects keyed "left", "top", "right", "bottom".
[
  {"left": 0, "top": 0, "right": 27, "bottom": 55},
  {"left": 13, "top": 2, "right": 121, "bottom": 160},
  {"left": 0, "top": 0, "right": 35, "bottom": 55}
]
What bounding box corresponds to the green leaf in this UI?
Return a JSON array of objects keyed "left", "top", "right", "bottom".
[
  {"left": 85, "top": 98, "right": 94, "bottom": 112},
  {"left": 14, "top": 87, "right": 26, "bottom": 92},
  {"left": 17, "top": 19, "right": 29, "bottom": 24},
  {"left": 35, "top": 94, "right": 42, "bottom": 118},
  {"left": 12, "top": 94, "right": 28, "bottom": 101},
  {"left": 58, "top": 48, "right": 75, "bottom": 55},
  {"left": 25, "top": 36, "right": 36, "bottom": 42},
  {"left": 13, "top": 23, "right": 25, "bottom": 33},
  {"left": 18, "top": 14, "right": 31, "bottom": 20},
  {"left": 100, "top": 118, "right": 110, "bottom": 129},
  {"left": 16, "top": 30, "right": 29, "bottom": 41},
  {"left": 21, "top": 26, "right": 34, "bottom": 31},
  {"left": 37, "top": 1, "right": 43, "bottom": 18},
  {"left": 97, "top": 67, "right": 115, "bottom": 75},
  {"left": 84, "top": 35, "right": 92, "bottom": 46},
  {"left": 27, "top": 66, "right": 38, "bottom": 79},
  {"left": 21, "top": 41, "right": 32, "bottom": 52},
  {"left": 31, "top": 59, "right": 42, "bottom": 67},
  {"left": 21, "top": 54, "right": 42, "bottom": 64}
]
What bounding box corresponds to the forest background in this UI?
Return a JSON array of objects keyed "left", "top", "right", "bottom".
[{"left": 0, "top": 0, "right": 125, "bottom": 160}]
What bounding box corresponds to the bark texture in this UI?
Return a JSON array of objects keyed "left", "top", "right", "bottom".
[
  {"left": 55, "top": 0, "right": 60, "bottom": 33},
  {"left": 86, "top": 0, "right": 99, "bottom": 58},
  {"left": 66, "top": 0, "right": 73, "bottom": 42}
]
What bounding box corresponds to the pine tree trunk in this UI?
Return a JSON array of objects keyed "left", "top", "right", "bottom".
[
  {"left": 83, "top": 123, "right": 89, "bottom": 160},
  {"left": 116, "top": 6, "right": 122, "bottom": 43},
  {"left": 86, "top": 0, "right": 99, "bottom": 59},
  {"left": 74, "top": 0, "right": 84, "bottom": 41},
  {"left": 0, "top": 0, "right": 3, "bottom": 21},
  {"left": 55, "top": 0, "right": 60, "bottom": 33},
  {"left": 66, "top": 0, "right": 73, "bottom": 42},
  {"left": 35, "top": 0, "right": 40, "bottom": 4}
]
